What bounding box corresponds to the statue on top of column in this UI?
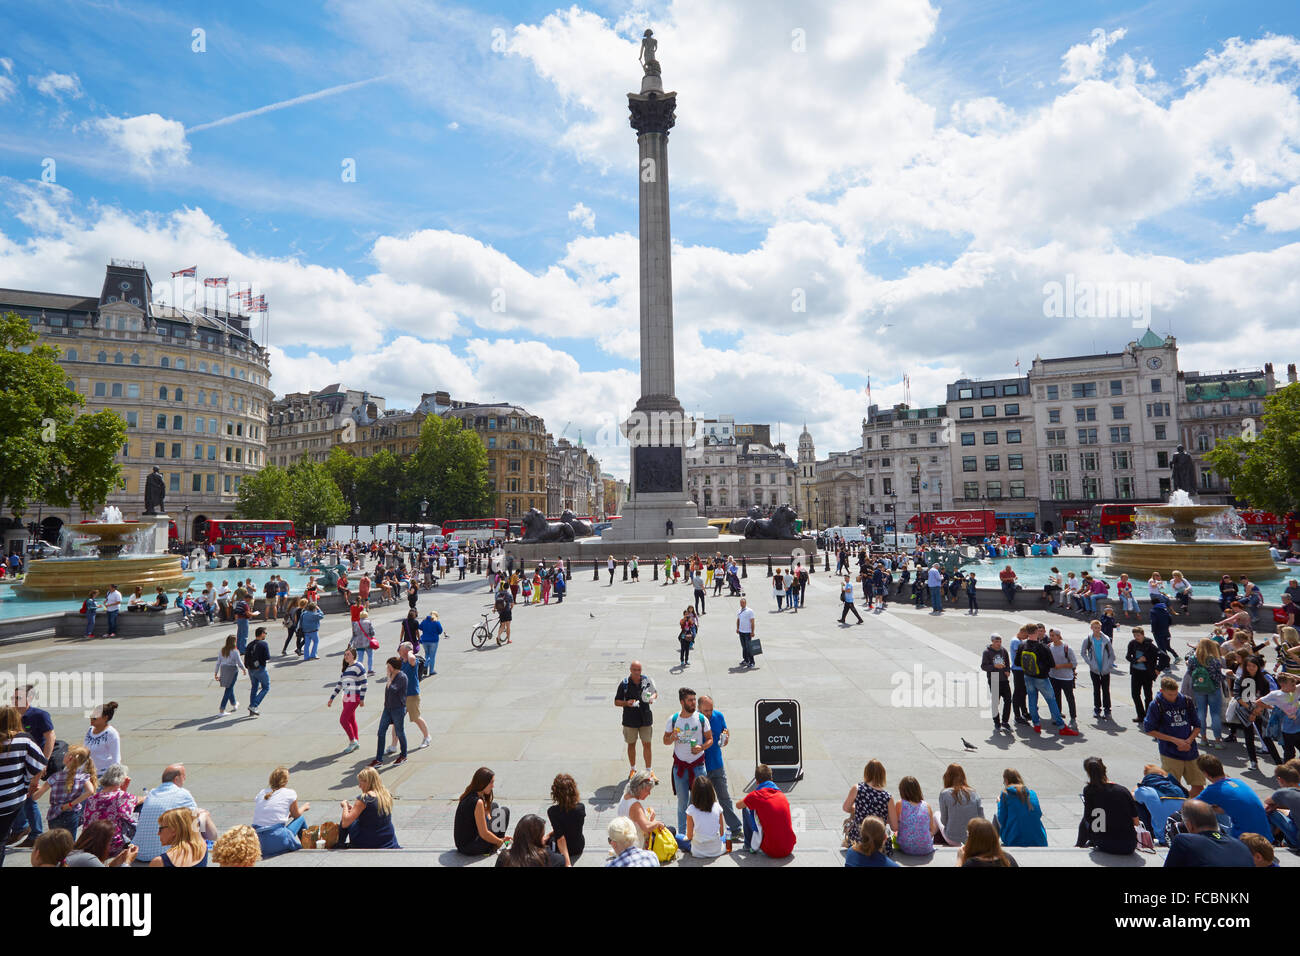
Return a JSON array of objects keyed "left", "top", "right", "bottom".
[{"left": 639, "top": 29, "right": 661, "bottom": 76}]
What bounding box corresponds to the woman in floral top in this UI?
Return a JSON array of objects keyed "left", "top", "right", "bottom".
[{"left": 81, "top": 764, "right": 141, "bottom": 854}]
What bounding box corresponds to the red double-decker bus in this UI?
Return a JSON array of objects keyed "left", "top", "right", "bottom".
[
  {"left": 905, "top": 510, "right": 996, "bottom": 538},
  {"left": 1088, "top": 503, "right": 1167, "bottom": 542},
  {"left": 206, "top": 519, "right": 296, "bottom": 554}
]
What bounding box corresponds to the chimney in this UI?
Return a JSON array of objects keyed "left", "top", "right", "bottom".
[{"left": 1289, "top": 364, "right": 1297, "bottom": 385}]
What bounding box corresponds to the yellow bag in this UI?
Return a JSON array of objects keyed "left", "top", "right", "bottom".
[{"left": 647, "top": 827, "right": 678, "bottom": 864}]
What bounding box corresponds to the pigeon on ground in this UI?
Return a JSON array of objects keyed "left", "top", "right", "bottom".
[{"left": 961, "top": 738, "right": 978, "bottom": 751}]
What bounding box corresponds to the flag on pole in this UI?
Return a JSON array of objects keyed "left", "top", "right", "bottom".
[
  {"left": 203, "top": 277, "right": 228, "bottom": 287},
  {"left": 171, "top": 266, "right": 196, "bottom": 277},
  {"left": 249, "top": 295, "right": 267, "bottom": 312},
  {"left": 866, "top": 374, "right": 872, "bottom": 404}
]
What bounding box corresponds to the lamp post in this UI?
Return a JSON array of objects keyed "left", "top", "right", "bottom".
[
  {"left": 890, "top": 491, "right": 898, "bottom": 550},
  {"left": 420, "top": 498, "right": 429, "bottom": 552},
  {"left": 182, "top": 505, "right": 190, "bottom": 553},
  {"left": 813, "top": 496, "right": 820, "bottom": 531},
  {"left": 915, "top": 462, "right": 923, "bottom": 545}
]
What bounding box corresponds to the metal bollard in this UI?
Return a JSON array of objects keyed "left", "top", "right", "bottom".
[
  {"left": 766, "top": 555, "right": 773, "bottom": 577},
  {"left": 593, "top": 559, "right": 599, "bottom": 581},
  {"left": 824, "top": 549, "right": 830, "bottom": 572},
  {"left": 741, "top": 556, "right": 748, "bottom": 578},
  {"left": 653, "top": 560, "right": 659, "bottom": 581},
  {"left": 622, "top": 558, "right": 628, "bottom": 581}
]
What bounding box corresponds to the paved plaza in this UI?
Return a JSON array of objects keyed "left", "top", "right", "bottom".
[{"left": 2, "top": 564, "right": 1279, "bottom": 867}]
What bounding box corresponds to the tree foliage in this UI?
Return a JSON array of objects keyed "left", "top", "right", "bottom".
[
  {"left": 1204, "top": 382, "right": 1300, "bottom": 515},
  {"left": 234, "top": 465, "right": 292, "bottom": 519},
  {"left": 405, "top": 414, "right": 491, "bottom": 524},
  {"left": 0, "top": 311, "right": 125, "bottom": 518}
]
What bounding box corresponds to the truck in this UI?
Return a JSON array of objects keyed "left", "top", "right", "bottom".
[{"left": 904, "top": 510, "right": 996, "bottom": 539}]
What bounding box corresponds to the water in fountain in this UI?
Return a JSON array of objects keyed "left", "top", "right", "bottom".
[
  {"left": 101, "top": 506, "right": 124, "bottom": 523},
  {"left": 123, "top": 526, "right": 154, "bottom": 556}
]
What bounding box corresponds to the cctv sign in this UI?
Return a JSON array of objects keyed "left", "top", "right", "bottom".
[{"left": 754, "top": 699, "right": 803, "bottom": 780}]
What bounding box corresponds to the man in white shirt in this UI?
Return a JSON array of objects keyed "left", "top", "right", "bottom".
[
  {"left": 457, "top": 550, "right": 467, "bottom": 579},
  {"left": 104, "top": 585, "right": 123, "bottom": 638},
  {"left": 217, "top": 580, "right": 233, "bottom": 622},
  {"left": 662, "top": 687, "right": 712, "bottom": 837},
  {"left": 736, "top": 598, "right": 757, "bottom": 668}
]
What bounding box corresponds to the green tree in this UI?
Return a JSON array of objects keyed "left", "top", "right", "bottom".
[
  {"left": 356, "top": 449, "right": 405, "bottom": 526},
  {"left": 407, "top": 414, "right": 491, "bottom": 523},
  {"left": 0, "top": 311, "right": 125, "bottom": 518},
  {"left": 288, "top": 461, "right": 347, "bottom": 534},
  {"left": 324, "top": 445, "right": 362, "bottom": 516},
  {"left": 1204, "top": 381, "right": 1300, "bottom": 514},
  {"left": 234, "top": 465, "right": 292, "bottom": 519}
]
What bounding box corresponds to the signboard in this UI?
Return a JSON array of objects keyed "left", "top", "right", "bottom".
[
  {"left": 633, "top": 446, "right": 684, "bottom": 494},
  {"left": 754, "top": 698, "right": 803, "bottom": 782},
  {"left": 995, "top": 512, "right": 1036, "bottom": 519}
]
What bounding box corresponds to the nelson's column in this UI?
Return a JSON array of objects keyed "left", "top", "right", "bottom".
[{"left": 604, "top": 30, "right": 717, "bottom": 543}]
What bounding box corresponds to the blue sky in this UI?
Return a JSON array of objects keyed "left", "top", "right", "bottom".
[{"left": 3, "top": 0, "right": 1300, "bottom": 479}]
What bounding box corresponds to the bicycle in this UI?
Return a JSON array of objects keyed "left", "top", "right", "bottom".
[{"left": 470, "top": 611, "right": 503, "bottom": 648}]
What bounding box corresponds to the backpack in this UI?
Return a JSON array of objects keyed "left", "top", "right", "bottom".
[
  {"left": 1190, "top": 660, "right": 1216, "bottom": 695},
  {"left": 1020, "top": 643, "right": 1045, "bottom": 678},
  {"left": 243, "top": 642, "right": 262, "bottom": 671}
]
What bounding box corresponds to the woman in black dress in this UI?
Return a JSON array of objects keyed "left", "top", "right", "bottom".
[{"left": 454, "top": 767, "right": 508, "bottom": 856}]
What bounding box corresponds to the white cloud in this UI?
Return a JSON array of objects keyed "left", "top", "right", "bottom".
[
  {"left": 30, "top": 71, "right": 83, "bottom": 100},
  {"left": 0, "top": 57, "right": 14, "bottom": 102},
  {"left": 1249, "top": 184, "right": 1300, "bottom": 231},
  {"left": 567, "top": 201, "right": 595, "bottom": 231},
  {"left": 1060, "top": 27, "right": 1127, "bottom": 84},
  {"left": 93, "top": 114, "right": 190, "bottom": 172}
]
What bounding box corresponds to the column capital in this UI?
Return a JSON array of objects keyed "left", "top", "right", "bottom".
[{"left": 628, "top": 91, "right": 677, "bottom": 136}]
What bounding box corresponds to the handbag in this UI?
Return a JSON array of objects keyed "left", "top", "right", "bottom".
[
  {"left": 748, "top": 638, "right": 764, "bottom": 656},
  {"left": 647, "top": 826, "right": 678, "bottom": 864},
  {"left": 298, "top": 820, "right": 341, "bottom": 850}
]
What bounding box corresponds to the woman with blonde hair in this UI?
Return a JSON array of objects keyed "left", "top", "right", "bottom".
[
  {"left": 1272, "top": 625, "right": 1300, "bottom": 675},
  {"left": 340, "top": 767, "right": 399, "bottom": 848},
  {"left": 845, "top": 816, "right": 899, "bottom": 867},
  {"left": 958, "top": 817, "right": 1017, "bottom": 867},
  {"left": 938, "top": 763, "right": 985, "bottom": 846},
  {"left": 841, "top": 759, "right": 894, "bottom": 846},
  {"left": 1169, "top": 571, "right": 1192, "bottom": 615},
  {"left": 213, "top": 633, "right": 247, "bottom": 715},
  {"left": 352, "top": 608, "right": 377, "bottom": 675},
  {"left": 33, "top": 743, "right": 98, "bottom": 838},
  {"left": 1180, "top": 637, "right": 1226, "bottom": 749},
  {"left": 149, "top": 807, "right": 209, "bottom": 867},
  {"left": 212, "top": 824, "right": 262, "bottom": 867}
]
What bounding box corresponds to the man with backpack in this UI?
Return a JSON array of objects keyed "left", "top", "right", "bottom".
[
  {"left": 1143, "top": 676, "right": 1204, "bottom": 797},
  {"left": 1149, "top": 597, "right": 1179, "bottom": 670},
  {"left": 1018, "top": 625, "right": 1081, "bottom": 737},
  {"left": 662, "top": 687, "right": 712, "bottom": 837},
  {"left": 244, "top": 626, "right": 271, "bottom": 717}
]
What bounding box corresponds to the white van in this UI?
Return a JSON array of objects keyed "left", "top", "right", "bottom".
[{"left": 827, "top": 526, "right": 866, "bottom": 543}]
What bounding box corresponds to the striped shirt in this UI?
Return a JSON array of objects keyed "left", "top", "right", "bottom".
[
  {"left": 329, "top": 663, "right": 368, "bottom": 704},
  {"left": 0, "top": 736, "right": 47, "bottom": 813}
]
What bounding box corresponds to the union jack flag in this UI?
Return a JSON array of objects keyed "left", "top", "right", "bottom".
[
  {"left": 248, "top": 295, "right": 267, "bottom": 312},
  {"left": 171, "top": 266, "right": 197, "bottom": 277},
  {"left": 203, "top": 276, "right": 228, "bottom": 288}
]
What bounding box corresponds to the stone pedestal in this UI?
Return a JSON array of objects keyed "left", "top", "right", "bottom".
[{"left": 143, "top": 513, "right": 171, "bottom": 554}]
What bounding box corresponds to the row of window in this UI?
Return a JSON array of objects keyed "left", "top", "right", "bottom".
[
  {"left": 134, "top": 441, "right": 262, "bottom": 465},
  {"left": 120, "top": 413, "right": 260, "bottom": 440},
  {"left": 957, "top": 403, "right": 1021, "bottom": 419},
  {"left": 1048, "top": 478, "right": 1137, "bottom": 501},
  {"left": 955, "top": 383, "right": 1022, "bottom": 400},
  {"left": 67, "top": 347, "right": 262, "bottom": 383},
  {"left": 1047, "top": 451, "right": 1136, "bottom": 472},
  {"left": 961, "top": 455, "right": 1025, "bottom": 472},
  {"left": 960, "top": 481, "right": 1028, "bottom": 499},
  {"left": 91, "top": 382, "right": 259, "bottom": 414},
  {"left": 132, "top": 471, "right": 245, "bottom": 495},
  {"left": 1042, "top": 378, "right": 1162, "bottom": 402},
  {"left": 691, "top": 473, "right": 796, "bottom": 486},
  {"left": 959, "top": 430, "right": 1023, "bottom": 445}
]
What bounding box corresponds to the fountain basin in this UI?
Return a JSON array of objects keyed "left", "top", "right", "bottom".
[
  {"left": 1103, "top": 540, "right": 1280, "bottom": 583},
  {"left": 13, "top": 520, "right": 193, "bottom": 601}
]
